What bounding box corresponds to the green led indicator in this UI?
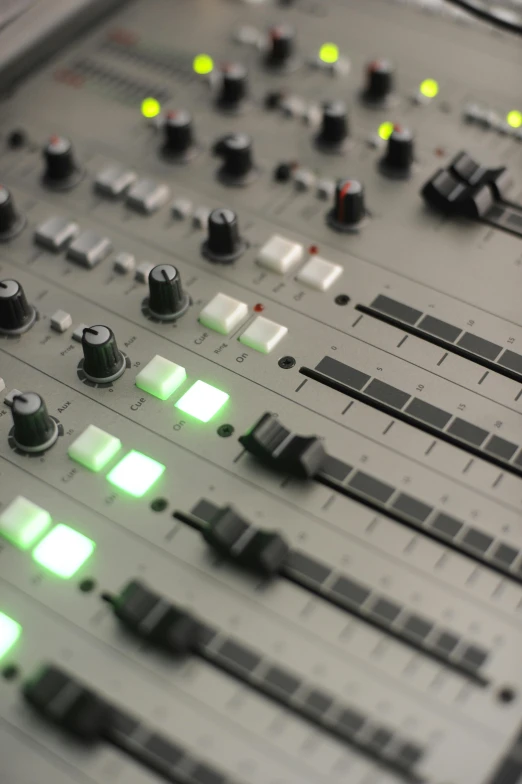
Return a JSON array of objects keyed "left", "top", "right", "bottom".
[
  {"left": 318, "top": 43, "right": 339, "bottom": 64},
  {"left": 175, "top": 380, "right": 229, "bottom": 423},
  {"left": 506, "top": 110, "right": 522, "bottom": 129},
  {"left": 378, "top": 121, "right": 394, "bottom": 140},
  {"left": 32, "top": 524, "right": 95, "bottom": 579},
  {"left": 141, "top": 97, "right": 161, "bottom": 118},
  {"left": 193, "top": 53, "right": 214, "bottom": 75},
  {"left": 0, "top": 612, "right": 21, "bottom": 660},
  {"left": 107, "top": 450, "right": 166, "bottom": 497},
  {"left": 419, "top": 78, "right": 439, "bottom": 99}
]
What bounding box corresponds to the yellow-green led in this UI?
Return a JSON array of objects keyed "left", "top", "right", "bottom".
[
  {"left": 32, "top": 525, "right": 95, "bottom": 579},
  {"left": 0, "top": 612, "right": 21, "bottom": 660},
  {"left": 378, "top": 121, "right": 394, "bottom": 140},
  {"left": 175, "top": 380, "right": 229, "bottom": 423},
  {"left": 141, "top": 97, "right": 161, "bottom": 118},
  {"left": 107, "top": 450, "right": 166, "bottom": 497},
  {"left": 193, "top": 53, "right": 214, "bottom": 75},
  {"left": 419, "top": 78, "right": 439, "bottom": 99},
  {"left": 318, "top": 43, "right": 339, "bottom": 64},
  {"left": 506, "top": 110, "right": 522, "bottom": 129}
]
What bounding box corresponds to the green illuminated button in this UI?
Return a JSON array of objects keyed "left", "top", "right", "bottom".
[
  {"left": 32, "top": 524, "right": 95, "bottom": 578},
  {"left": 136, "top": 355, "right": 187, "bottom": 400},
  {"left": 175, "top": 380, "right": 229, "bottom": 423},
  {"left": 0, "top": 496, "right": 51, "bottom": 550},
  {"left": 0, "top": 612, "right": 21, "bottom": 659},
  {"left": 107, "top": 450, "right": 165, "bottom": 497},
  {"left": 68, "top": 425, "right": 122, "bottom": 472}
]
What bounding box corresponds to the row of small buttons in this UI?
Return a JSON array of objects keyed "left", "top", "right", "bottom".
[
  {"left": 258, "top": 234, "right": 343, "bottom": 291},
  {"left": 199, "top": 292, "right": 287, "bottom": 354},
  {"left": 95, "top": 165, "right": 170, "bottom": 214}
]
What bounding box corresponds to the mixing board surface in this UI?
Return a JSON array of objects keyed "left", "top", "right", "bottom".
[{"left": 0, "top": 1, "right": 521, "bottom": 782}]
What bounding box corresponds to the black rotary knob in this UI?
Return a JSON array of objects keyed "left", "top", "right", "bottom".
[
  {"left": 379, "top": 125, "right": 414, "bottom": 179},
  {"left": 81, "top": 326, "right": 126, "bottom": 384},
  {"left": 265, "top": 24, "right": 296, "bottom": 69},
  {"left": 315, "top": 101, "right": 349, "bottom": 152},
  {"left": 42, "top": 135, "right": 82, "bottom": 189},
  {"left": 202, "top": 208, "right": 246, "bottom": 264},
  {"left": 215, "top": 133, "right": 257, "bottom": 185},
  {"left": 0, "top": 185, "right": 25, "bottom": 240},
  {"left": 217, "top": 63, "right": 249, "bottom": 112},
  {"left": 11, "top": 392, "right": 59, "bottom": 453},
  {"left": 362, "top": 59, "right": 395, "bottom": 105},
  {"left": 0, "top": 279, "right": 36, "bottom": 335},
  {"left": 327, "top": 179, "right": 367, "bottom": 232},
  {"left": 163, "top": 110, "right": 198, "bottom": 161},
  {"left": 147, "top": 264, "right": 190, "bottom": 321}
]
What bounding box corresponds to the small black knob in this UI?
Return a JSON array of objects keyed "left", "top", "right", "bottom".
[
  {"left": 362, "top": 59, "right": 395, "bottom": 105},
  {"left": 0, "top": 279, "right": 36, "bottom": 335},
  {"left": 202, "top": 208, "right": 246, "bottom": 263},
  {"left": 11, "top": 392, "right": 59, "bottom": 453},
  {"left": 379, "top": 125, "right": 414, "bottom": 179},
  {"left": 265, "top": 24, "right": 296, "bottom": 69},
  {"left": 163, "top": 110, "right": 197, "bottom": 161},
  {"left": 315, "top": 101, "right": 349, "bottom": 152},
  {"left": 81, "top": 326, "right": 126, "bottom": 383},
  {"left": 217, "top": 63, "right": 249, "bottom": 111},
  {"left": 147, "top": 264, "right": 190, "bottom": 321},
  {"left": 0, "top": 185, "right": 25, "bottom": 240},
  {"left": 42, "top": 136, "right": 82, "bottom": 189},
  {"left": 327, "top": 179, "right": 367, "bottom": 231},
  {"left": 215, "top": 133, "right": 257, "bottom": 185}
]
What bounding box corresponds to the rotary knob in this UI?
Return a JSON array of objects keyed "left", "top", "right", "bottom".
[
  {"left": 146, "top": 264, "right": 190, "bottom": 321},
  {"left": 217, "top": 63, "right": 249, "bottom": 112},
  {"left": 81, "top": 326, "right": 126, "bottom": 384},
  {"left": 162, "top": 110, "right": 198, "bottom": 161},
  {"left": 265, "top": 24, "right": 298, "bottom": 71},
  {"left": 215, "top": 133, "right": 258, "bottom": 186},
  {"left": 315, "top": 101, "right": 349, "bottom": 153},
  {"left": 202, "top": 208, "right": 246, "bottom": 263},
  {"left": 361, "top": 59, "right": 395, "bottom": 106},
  {"left": 11, "top": 392, "right": 59, "bottom": 453},
  {"left": 379, "top": 125, "right": 414, "bottom": 179},
  {"left": 0, "top": 185, "right": 25, "bottom": 241},
  {"left": 0, "top": 279, "right": 36, "bottom": 335},
  {"left": 327, "top": 179, "right": 367, "bottom": 232},
  {"left": 42, "top": 136, "right": 83, "bottom": 189}
]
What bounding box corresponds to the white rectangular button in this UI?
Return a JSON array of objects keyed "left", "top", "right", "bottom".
[
  {"left": 126, "top": 179, "right": 170, "bottom": 214},
  {"left": 135, "top": 262, "right": 155, "bottom": 283},
  {"left": 0, "top": 378, "right": 4, "bottom": 393},
  {"left": 67, "top": 230, "right": 112, "bottom": 268},
  {"left": 113, "top": 252, "right": 135, "bottom": 274},
  {"left": 199, "top": 292, "right": 248, "bottom": 335},
  {"left": 51, "top": 310, "right": 72, "bottom": 333},
  {"left": 297, "top": 256, "right": 343, "bottom": 291},
  {"left": 171, "top": 198, "right": 193, "bottom": 219},
  {"left": 239, "top": 316, "right": 288, "bottom": 354},
  {"left": 257, "top": 235, "right": 303, "bottom": 274},
  {"left": 95, "top": 165, "right": 136, "bottom": 197},
  {"left": 72, "top": 324, "right": 89, "bottom": 343},
  {"left": 192, "top": 206, "right": 211, "bottom": 229},
  {"left": 34, "top": 216, "right": 79, "bottom": 251}
]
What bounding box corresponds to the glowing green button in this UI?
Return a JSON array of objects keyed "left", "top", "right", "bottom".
[
  {"left": 0, "top": 612, "right": 21, "bottom": 659},
  {"left": 135, "top": 355, "right": 187, "bottom": 401},
  {"left": 193, "top": 53, "right": 214, "bottom": 75},
  {"left": 141, "top": 97, "right": 161, "bottom": 118},
  {"left": 318, "top": 43, "right": 339, "bottom": 64},
  {"left": 175, "top": 380, "right": 229, "bottom": 423},
  {"left": 32, "top": 524, "right": 95, "bottom": 579},
  {"left": 107, "top": 450, "right": 166, "bottom": 497},
  {"left": 506, "top": 110, "right": 522, "bottom": 129},
  {"left": 419, "top": 78, "right": 439, "bottom": 99},
  {"left": 68, "top": 425, "right": 122, "bottom": 472},
  {"left": 0, "top": 496, "right": 51, "bottom": 550},
  {"left": 378, "top": 121, "right": 394, "bottom": 140}
]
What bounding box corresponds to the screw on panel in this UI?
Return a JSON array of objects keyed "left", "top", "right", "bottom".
[
  {"left": 278, "top": 356, "right": 296, "bottom": 369},
  {"left": 335, "top": 294, "right": 350, "bottom": 306},
  {"left": 217, "top": 424, "right": 235, "bottom": 438}
]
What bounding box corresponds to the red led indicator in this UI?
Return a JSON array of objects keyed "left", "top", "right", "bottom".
[
  {"left": 254, "top": 303, "right": 265, "bottom": 313},
  {"left": 308, "top": 245, "right": 319, "bottom": 255}
]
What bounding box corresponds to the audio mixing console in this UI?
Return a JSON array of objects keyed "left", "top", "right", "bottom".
[{"left": 0, "top": 1, "right": 521, "bottom": 782}]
